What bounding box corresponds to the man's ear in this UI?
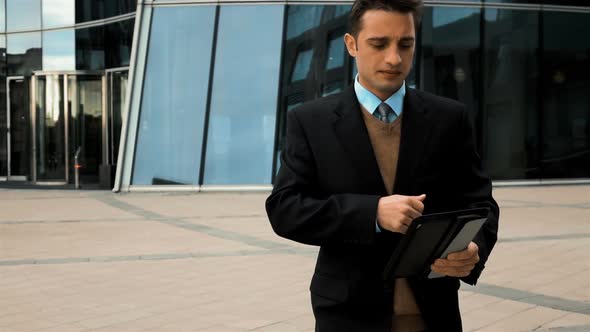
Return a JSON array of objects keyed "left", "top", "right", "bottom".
[{"left": 344, "top": 33, "right": 358, "bottom": 57}]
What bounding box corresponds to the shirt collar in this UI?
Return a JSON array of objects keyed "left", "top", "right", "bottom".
[{"left": 354, "top": 74, "right": 405, "bottom": 117}]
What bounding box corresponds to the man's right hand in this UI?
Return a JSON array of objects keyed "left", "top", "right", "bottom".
[{"left": 377, "top": 194, "right": 426, "bottom": 234}]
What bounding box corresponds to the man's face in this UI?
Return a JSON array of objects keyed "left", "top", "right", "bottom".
[{"left": 344, "top": 10, "right": 416, "bottom": 100}]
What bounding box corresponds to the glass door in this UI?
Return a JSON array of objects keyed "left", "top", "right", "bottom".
[
  {"left": 68, "top": 75, "right": 103, "bottom": 184},
  {"left": 7, "top": 77, "right": 30, "bottom": 180},
  {"left": 34, "top": 74, "right": 67, "bottom": 182}
]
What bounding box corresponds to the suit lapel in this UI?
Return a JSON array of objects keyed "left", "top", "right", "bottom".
[
  {"left": 333, "top": 86, "right": 386, "bottom": 195},
  {"left": 394, "top": 87, "right": 431, "bottom": 194}
]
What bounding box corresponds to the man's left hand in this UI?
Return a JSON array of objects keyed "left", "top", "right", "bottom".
[{"left": 430, "top": 242, "right": 479, "bottom": 278}]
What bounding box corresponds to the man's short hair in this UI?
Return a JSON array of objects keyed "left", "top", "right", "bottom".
[{"left": 349, "top": 0, "right": 424, "bottom": 37}]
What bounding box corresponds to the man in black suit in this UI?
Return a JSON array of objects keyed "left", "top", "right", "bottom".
[{"left": 265, "top": 0, "right": 499, "bottom": 331}]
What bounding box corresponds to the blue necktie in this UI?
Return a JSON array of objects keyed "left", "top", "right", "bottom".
[{"left": 375, "top": 102, "right": 397, "bottom": 123}]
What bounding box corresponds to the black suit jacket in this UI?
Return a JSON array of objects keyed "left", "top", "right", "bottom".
[{"left": 266, "top": 86, "right": 499, "bottom": 332}]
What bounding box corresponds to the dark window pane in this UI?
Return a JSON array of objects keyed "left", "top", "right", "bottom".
[
  {"left": 43, "top": 29, "right": 76, "bottom": 70},
  {"left": 286, "top": 6, "right": 324, "bottom": 39},
  {"left": 43, "top": 0, "right": 75, "bottom": 28},
  {"left": 76, "top": 25, "right": 105, "bottom": 70},
  {"left": 291, "top": 49, "right": 313, "bottom": 82},
  {"left": 276, "top": 5, "right": 351, "bottom": 179},
  {"left": 7, "top": 33, "right": 42, "bottom": 76},
  {"left": 132, "top": 6, "right": 215, "bottom": 185},
  {"left": 541, "top": 11, "right": 590, "bottom": 178},
  {"left": 7, "top": 0, "right": 41, "bottom": 31},
  {"left": 325, "top": 34, "right": 345, "bottom": 70},
  {"left": 203, "top": 5, "right": 284, "bottom": 185},
  {"left": 483, "top": 9, "right": 539, "bottom": 180},
  {"left": 420, "top": 7, "right": 481, "bottom": 147},
  {"left": 75, "top": 18, "right": 133, "bottom": 70},
  {"left": 76, "top": 0, "right": 135, "bottom": 23},
  {"left": 104, "top": 18, "right": 134, "bottom": 68}
]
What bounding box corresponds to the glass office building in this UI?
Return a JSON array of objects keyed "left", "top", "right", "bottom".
[
  {"left": 1, "top": 1, "right": 589, "bottom": 190},
  {"left": 0, "top": 0, "right": 134, "bottom": 187}
]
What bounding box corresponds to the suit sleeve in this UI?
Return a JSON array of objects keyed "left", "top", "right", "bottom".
[
  {"left": 265, "top": 110, "right": 380, "bottom": 247},
  {"left": 455, "top": 105, "right": 500, "bottom": 285}
]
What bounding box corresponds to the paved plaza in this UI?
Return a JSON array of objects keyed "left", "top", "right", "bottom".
[{"left": 0, "top": 185, "right": 588, "bottom": 331}]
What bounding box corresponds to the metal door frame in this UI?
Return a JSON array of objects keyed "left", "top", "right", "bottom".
[
  {"left": 5, "top": 76, "right": 28, "bottom": 181},
  {"left": 31, "top": 71, "right": 104, "bottom": 184},
  {"left": 105, "top": 67, "right": 129, "bottom": 165}
]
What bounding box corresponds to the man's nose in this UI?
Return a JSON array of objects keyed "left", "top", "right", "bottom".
[{"left": 385, "top": 46, "right": 402, "bottom": 66}]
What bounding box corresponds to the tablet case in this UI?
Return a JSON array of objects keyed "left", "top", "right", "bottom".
[{"left": 382, "top": 207, "right": 490, "bottom": 281}]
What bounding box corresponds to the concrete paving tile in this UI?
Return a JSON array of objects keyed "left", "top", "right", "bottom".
[
  {"left": 0, "top": 221, "right": 258, "bottom": 261},
  {"left": 0, "top": 197, "right": 137, "bottom": 222},
  {"left": 7, "top": 319, "right": 60, "bottom": 332},
  {"left": 475, "top": 306, "right": 568, "bottom": 332},
  {"left": 539, "top": 312, "right": 590, "bottom": 328},
  {"left": 73, "top": 310, "right": 155, "bottom": 330},
  {"left": 459, "top": 293, "right": 505, "bottom": 314},
  {"left": 0, "top": 187, "right": 588, "bottom": 332},
  {"left": 462, "top": 299, "right": 534, "bottom": 331},
  {"left": 196, "top": 325, "right": 245, "bottom": 332}
]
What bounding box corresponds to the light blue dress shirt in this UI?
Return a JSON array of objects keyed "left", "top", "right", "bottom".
[
  {"left": 353, "top": 75, "right": 407, "bottom": 233},
  {"left": 354, "top": 74, "right": 406, "bottom": 120}
]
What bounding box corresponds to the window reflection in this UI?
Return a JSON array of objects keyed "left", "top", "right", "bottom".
[
  {"left": 421, "top": 7, "right": 480, "bottom": 115},
  {"left": 203, "top": 5, "right": 284, "bottom": 185},
  {"left": 43, "top": 29, "right": 76, "bottom": 70},
  {"left": 76, "top": 25, "right": 105, "bottom": 70},
  {"left": 291, "top": 49, "right": 313, "bottom": 82},
  {"left": 43, "top": 0, "right": 75, "bottom": 28},
  {"left": 275, "top": 5, "right": 351, "bottom": 179},
  {"left": 0, "top": 1, "right": 5, "bottom": 33},
  {"left": 541, "top": 11, "right": 590, "bottom": 178},
  {"left": 325, "top": 34, "right": 345, "bottom": 70},
  {"left": 104, "top": 18, "right": 134, "bottom": 68},
  {"left": 132, "top": 6, "right": 215, "bottom": 185},
  {"left": 7, "top": 0, "right": 41, "bottom": 31},
  {"left": 76, "top": 0, "right": 136, "bottom": 23},
  {"left": 482, "top": 9, "right": 539, "bottom": 180},
  {"left": 7, "top": 33, "right": 42, "bottom": 76}
]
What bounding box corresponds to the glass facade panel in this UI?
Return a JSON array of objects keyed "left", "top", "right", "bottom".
[
  {"left": 104, "top": 18, "right": 134, "bottom": 68},
  {"left": 43, "top": 0, "right": 75, "bottom": 28},
  {"left": 276, "top": 5, "right": 351, "bottom": 178},
  {"left": 8, "top": 78, "right": 31, "bottom": 177},
  {"left": 7, "top": 32, "right": 42, "bottom": 76},
  {"left": 203, "top": 5, "right": 284, "bottom": 185},
  {"left": 7, "top": 0, "right": 41, "bottom": 31},
  {"left": 75, "top": 19, "right": 134, "bottom": 70},
  {"left": 76, "top": 25, "right": 105, "bottom": 70},
  {"left": 35, "top": 75, "right": 66, "bottom": 181},
  {"left": 325, "top": 34, "right": 345, "bottom": 70},
  {"left": 291, "top": 49, "right": 313, "bottom": 82},
  {"left": 541, "top": 11, "right": 590, "bottom": 178},
  {"left": 68, "top": 75, "right": 103, "bottom": 183},
  {"left": 76, "top": 0, "right": 136, "bottom": 23},
  {"left": 482, "top": 9, "right": 539, "bottom": 180},
  {"left": 132, "top": 6, "right": 215, "bottom": 185},
  {"left": 43, "top": 29, "right": 76, "bottom": 70},
  {"left": 420, "top": 7, "right": 481, "bottom": 146}
]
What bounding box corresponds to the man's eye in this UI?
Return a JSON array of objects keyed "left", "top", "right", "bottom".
[
  {"left": 372, "top": 44, "right": 386, "bottom": 49},
  {"left": 400, "top": 44, "right": 413, "bottom": 49}
]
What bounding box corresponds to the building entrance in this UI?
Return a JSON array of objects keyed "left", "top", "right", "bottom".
[
  {"left": 32, "top": 72, "right": 104, "bottom": 184},
  {"left": 4, "top": 77, "right": 31, "bottom": 181}
]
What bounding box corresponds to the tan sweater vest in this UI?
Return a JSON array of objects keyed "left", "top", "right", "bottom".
[{"left": 361, "top": 108, "right": 427, "bottom": 332}]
